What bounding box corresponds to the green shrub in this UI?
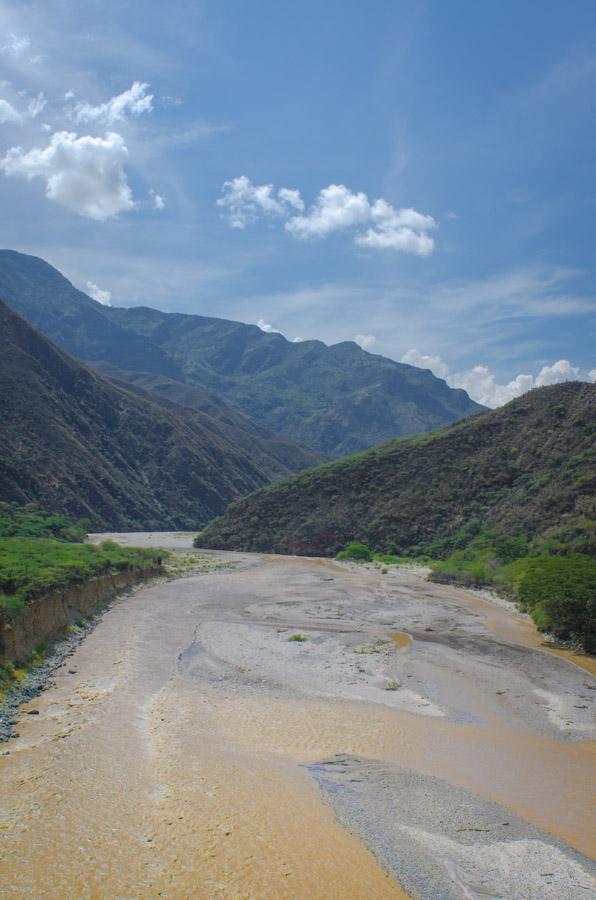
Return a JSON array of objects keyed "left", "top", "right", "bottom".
[
  {"left": 504, "top": 554, "right": 596, "bottom": 650},
  {"left": 336, "top": 542, "right": 372, "bottom": 561}
]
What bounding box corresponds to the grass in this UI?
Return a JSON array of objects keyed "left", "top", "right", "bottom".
[
  {"left": 0, "top": 537, "right": 165, "bottom": 621},
  {"left": 163, "top": 551, "right": 231, "bottom": 578},
  {"left": 288, "top": 633, "right": 308, "bottom": 642}
]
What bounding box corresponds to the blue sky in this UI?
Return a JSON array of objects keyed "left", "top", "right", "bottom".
[{"left": 0, "top": 0, "right": 594, "bottom": 405}]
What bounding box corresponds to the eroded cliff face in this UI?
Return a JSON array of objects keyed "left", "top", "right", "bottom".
[{"left": 0, "top": 567, "right": 160, "bottom": 663}]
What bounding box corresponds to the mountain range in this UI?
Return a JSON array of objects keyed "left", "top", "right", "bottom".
[
  {"left": 0, "top": 249, "right": 484, "bottom": 458},
  {"left": 0, "top": 300, "right": 318, "bottom": 529},
  {"left": 195, "top": 381, "right": 596, "bottom": 556}
]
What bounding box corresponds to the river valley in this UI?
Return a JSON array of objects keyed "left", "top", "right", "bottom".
[{"left": 0, "top": 534, "right": 594, "bottom": 898}]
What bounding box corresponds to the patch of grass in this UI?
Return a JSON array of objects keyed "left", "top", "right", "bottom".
[
  {"left": 164, "top": 552, "right": 230, "bottom": 577},
  {"left": 353, "top": 640, "right": 389, "bottom": 654},
  {"left": 288, "top": 633, "right": 308, "bottom": 642},
  {"left": 0, "top": 537, "right": 165, "bottom": 621}
]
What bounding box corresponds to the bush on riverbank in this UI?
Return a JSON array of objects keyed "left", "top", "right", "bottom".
[{"left": 428, "top": 523, "right": 596, "bottom": 651}]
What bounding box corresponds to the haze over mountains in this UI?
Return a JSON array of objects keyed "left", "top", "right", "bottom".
[
  {"left": 0, "top": 300, "right": 319, "bottom": 529},
  {"left": 0, "top": 250, "right": 484, "bottom": 458},
  {"left": 196, "top": 382, "right": 596, "bottom": 556}
]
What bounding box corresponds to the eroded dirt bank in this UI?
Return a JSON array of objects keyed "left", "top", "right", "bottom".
[{"left": 0, "top": 534, "right": 594, "bottom": 899}]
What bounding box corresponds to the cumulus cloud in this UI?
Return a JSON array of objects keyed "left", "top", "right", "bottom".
[
  {"left": 0, "top": 98, "right": 21, "bottom": 124},
  {"left": 0, "top": 130, "right": 136, "bottom": 220},
  {"left": 70, "top": 82, "right": 153, "bottom": 125},
  {"left": 256, "top": 318, "right": 281, "bottom": 334},
  {"left": 218, "top": 176, "right": 304, "bottom": 228},
  {"left": 149, "top": 188, "right": 165, "bottom": 210},
  {"left": 220, "top": 177, "right": 436, "bottom": 255},
  {"left": 286, "top": 184, "right": 370, "bottom": 238},
  {"left": 590, "top": 369, "right": 596, "bottom": 382},
  {"left": 534, "top": 359, "right": 580, "bottom": 385},
  {"left": 401, "top": 349, "right": 591, "bottom": 407},
  {"left": 86, "top": 281, "right": 112, "bottom": 306},
  {"left": 401, "top": 348, "right": 449, "bottom": 378},
  {"left": 354, "top": 333, "right": 377, "bottom": 349},
  {"left": 354, "top": 200, "right": 436, "bottom": 256}
]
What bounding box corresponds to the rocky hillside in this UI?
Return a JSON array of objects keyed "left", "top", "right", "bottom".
[
  {"left": 195, "top": 382, "right": 596, "bottom": 555},
  {"left": 0, "top": 301, "right": 317, "bottom": 530},
  {"left": 0, "top": 250, "right": 484, "bottom": 456}
]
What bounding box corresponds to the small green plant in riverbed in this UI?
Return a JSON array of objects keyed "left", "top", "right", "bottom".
[
  {"left": 0, "top": 644, "right": 45, "bottom": 700},
  {"left": 163, "top": 552, "right": 231, "bottom": 577},
  {"left": 288, "top": 633, "right": 308, "bottom": 642},
  {"left": 353, "top": 640, "right": 390, "bottom": 654}
]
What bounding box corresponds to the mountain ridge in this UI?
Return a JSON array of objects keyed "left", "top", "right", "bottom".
[
  {"left": 0, "top": 300, "right": 318, "bottom": 529},
  {"left": 0, "top": 249, "right": 485, "bottom": 456},
  {"left": 195, "top": 381, "right": 596, "bottom": 556}
]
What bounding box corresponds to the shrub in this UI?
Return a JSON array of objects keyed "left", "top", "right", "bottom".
[
  {"left": 336, "top": 542, "right": 372, "bottom": 561},
  {"left": 504, "top": 554, "right": 596, "bottom": 650}
]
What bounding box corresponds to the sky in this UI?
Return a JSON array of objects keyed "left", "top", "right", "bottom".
[{"left": 0, "top": 0, "right": 595, "bottom": 407}]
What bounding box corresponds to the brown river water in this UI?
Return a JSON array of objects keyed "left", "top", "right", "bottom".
[{"left": 0, "top": 536, "right": 594, "bottom": 898}]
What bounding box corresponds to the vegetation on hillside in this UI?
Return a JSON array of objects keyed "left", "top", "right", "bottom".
[
  {"left": 0, "top": 502, "right": 88, "bottom": 542},
  {"left": 0, "top": 300, "right": 317, "bottom": 530}
]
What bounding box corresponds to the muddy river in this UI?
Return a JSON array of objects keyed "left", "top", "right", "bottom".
[{"left": 0, "top": 534, "right": 594, "bottom": 898}]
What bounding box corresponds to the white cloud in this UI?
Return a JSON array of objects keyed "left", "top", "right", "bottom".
[
  {"left": 534, "top": 359, "right": 580, "bottom": 385},
  {"left": 27, "top": 92, "right": 46, "bottom": 119},
  {"left": 71, "top": 82, "right": 153, "bottom": 125},
  {"left": 286, "top": 184, "right": 371, "bottom": 238},
  {"left": 448, "top": 366, "right": 536, "bottom": 407},
  {"left": 86, "top": 280, "right": 112, "bottom": 306},
  {"left": 0, "top": 91, "right": 46, "bottom": 125},
  {"left": 401, "top": 348, "right": 449, "bottom": 379},
  {"left": 277, "top": 187, "right": 304, "bottom": 211},
  {"left": 221, "top": 177, "right": 436, "bottom": 255},
  {"left": 354, "top": 200, "right": 436, "bottom": 256},
  {"left": 218, "top": 176, "right": 304, "bottom": 228},
  {"left": 149, "top": 188, "right": 165, "bottom": 210},
  {"left": 401, "top": 349, "right": 590, "bottom": 407},
  {"left": 589, "top": 369, "right": 596, "bottom": 382},
  {"left": 256, "top": 318, "right": 281, "bottom": 334},
  {"left": 0, "top": 34, "right": 30, "bottom": 57},
  {"left": 0, "top": 131, "right": 136, "bottom": 220},
  {"left": 354, "top": 333, "right": 377, "bottom": 349},
  {"left": 0, "top": 98, "right": 21, "bottom": 124}
]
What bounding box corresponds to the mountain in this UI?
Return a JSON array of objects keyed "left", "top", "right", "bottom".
[
  {"left": 0, "top": 250, "right": 485, "bottom": 456},
  {"left": 0, "top": 301, "right": 318, "bottom": 530},
  {"left": 195, "top": 382, "right": 596, "bottom": 556}
]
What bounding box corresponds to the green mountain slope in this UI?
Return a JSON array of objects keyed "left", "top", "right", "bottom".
[
  {"left": 195, "top": 382, "right": 596, "bottom": 556},
  {"left": 90, "top": 363, "right": 322, "bottom": 477},
  {"left": 0, "top": 249, "right": 484, "bottom": 456},
  {"left": 0, "top": 301, "right": 316, "bottom": 530}
]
